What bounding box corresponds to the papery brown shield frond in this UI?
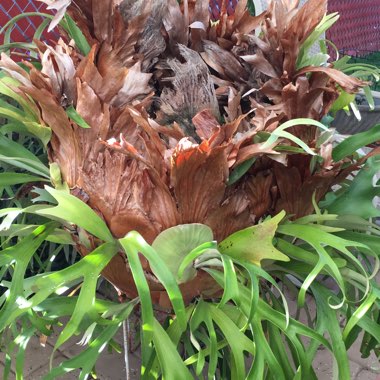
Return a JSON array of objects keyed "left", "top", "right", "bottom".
[
  {"left": 205, "top": 187, "right": 253, "bottom": 241},
  {"left": 67, "top": 0, "right": 154, "bottom": 107},
  {"left": 192, "top": 109, "right": 221, "bottom": 141},
  {"left": 39, "top": 40, "right": 77, "bottom": 104},
  {"left": 249, "top": 99, "right": 282, "bottom": 132},
  {"left": 283, "top": 78, "right": 322, "bottom": 119},
  {"left": 123, "top": 107, "right": 170, "bottom": 178},
  {"left": 295, "top": 66, "right": 365, "bottom": 94},
  {"left": 201, "top": 40, "right": 250, "bottom": 84},
  {"left": 259, "top": 79, "right": 284, "bottom": 104},
  {"left": 234, "top": 143, "right": 279, "bottom": 167},
  {"left": 70, "top": 93, "right": 179, "bottom": 242},
  {"left": 75, "top": 80, "right": 110, "bottom": 145},
  {"left": 171, "top": 139, "right": 229, "bottom": 224},
  {"left": 68, "top": 0, "right": 118, "bottom": 44},
  {"left": 249, "top": 0, "right": 336, "bottom": 119},
  {"left": 273, "top": 158, "right": 336, "bottom": 218},
  {"left": 281, "top": 0, "right": 324, "bottom": 40},
  {"left": 210, "top": 113, "right": 249, "bottom": 152},
  {"left": 241, "top": 50, "right": 280, "bottom": 79},
  {"left": 92, "top": 0, "right": 114, "bottom": 42},
  {"left": 112, "top": 63, "right": 152, "bottom": 107},
  {"left": 120, "top": 0, "right": 168, "bottom": 69},
  {"left": 264, "top": 67, "right": 365, "bottom": 133},
  {"left": 15, "top": 65, "right": 81, "bottom": 186},
  {"left": 232, "top": 4, "right": 268, "bottom": 35},
  {"left": 102, "top": 163, "right": 179, "bottom": 242},
  {"left": 68, "top": 0, "right": 150, "bottom": 69},
  {"left": 281, "top": 0, "right": 327, "bottom": 76},
  {"left": 66, "top": 1, "right": 97, "bottom": 46},
  {"left": 252, "top": 0, "right": 365, "bottom": 126},
  {"left": 0, "top": 53, "right": 35, "bottom": 88},
  {"left": 245, "top": 170, "right": 275, "bottom": 220},
  {"left": 78, "top": 139, "right": 179, "bottom": 243},
  {"left": 76, "top": 44, "right": 152, "bottom": 106}
]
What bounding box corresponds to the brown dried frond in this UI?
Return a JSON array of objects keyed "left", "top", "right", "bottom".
[{"left": 158, "top": 45, "right": 220, "bottom": 138}]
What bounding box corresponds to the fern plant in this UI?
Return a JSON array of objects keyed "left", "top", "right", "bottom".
[{"left": 0, "top": 0, "right": 379, "bottom": 379}]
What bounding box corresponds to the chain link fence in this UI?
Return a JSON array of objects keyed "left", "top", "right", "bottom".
[
  {"left": 326, "top": 0, "right": 380, "bottom": 57},
  {"left": 209, "top": 0, "right": 238, "bottom": 19},
  {"left": 0, "top": 0, "right": 50, "bottom": 44}
]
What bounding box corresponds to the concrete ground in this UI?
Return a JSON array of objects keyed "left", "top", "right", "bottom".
[{"left": 1, "top": 288, "right": 379, "bottom": 379}]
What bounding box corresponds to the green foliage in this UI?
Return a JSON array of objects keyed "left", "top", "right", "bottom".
[
  {"left": 260, "top": 118, "right": 329, "bottom": 154},
  {"left": 0, "top": 12, "right": 90, "bottom": 56},
  {"left": 332, "top": 125, "right": 380, "bottom": 161},
  {"left": 247, "top": 0, "right": 256, "bottom": 16},
  {"left": 62, "top": 14, "right": 91, "bottom": 56},
  {"left": 65, "top": 105, "right": 91, "bottom": 129},
  {"left": 0, "top": 76, "right": 52, "bottom": 145},
  {"left": 0, "top": 178, "right": 379, "bottom": 378},
  {"left": 332, "top": 56, "right": 380, "bottom": 114},
  {"left": 219, "top": 211, "right": 289, "bottom": 265},
  {"left": 322, "top": 156, "right": 380, "bottom": 218},
  {"left": 297, "top": 13, "right": 340, "bottom": 69},
  {"left": 151, "top": 223, "right": 214, "bottom": 283}
]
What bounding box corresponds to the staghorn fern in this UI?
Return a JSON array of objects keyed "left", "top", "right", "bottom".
[{"left": 0, "top": 0, "right": 379, "bottom": 379}]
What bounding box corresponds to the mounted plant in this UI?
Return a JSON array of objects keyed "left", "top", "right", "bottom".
[{"left": 0, "top": 0, "right": 379, "bottom": 379}]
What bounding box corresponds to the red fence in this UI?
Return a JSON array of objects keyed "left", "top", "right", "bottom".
[
  {"left": 0, "top": 0, "right": 54, "bottom": 45},
  {"left": 209, "top": 0, "right": 239, "bottom": 19},
  {"left": 326, "top": 0, "right": 380, "bottom": 56}
]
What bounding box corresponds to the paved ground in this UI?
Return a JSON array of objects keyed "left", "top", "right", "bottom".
[{"left": 1, "top": 289, "right": 379, "bottom": 379}]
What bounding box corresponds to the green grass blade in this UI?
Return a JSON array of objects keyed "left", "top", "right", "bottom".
[
  {"left": 0, "top": 173, "right": 48, "bottom": 187},
  {"left": 190, "top": 301, "right": 219, "bottom": 378},
  {"left": 35, "top": 186, "right": 114, "bottom": 242},
  {"left": 219, "top": 255, "right": 240, "bottom": 306},
  {"left": 65, "top": 105, "right": 91, "bottom": 129},
  {"left": 118, "top": 234, "right": 155, "bottom": 376},
  {"left": 44, "top": 300, "right": 137, "bottom": 380},
  {"left": 311, "top": 284, "right": 351, "bottom": 380},
  {"left": 152, "top": 319, "right": 193, "bottom": 380},
  {"left": 0, "top": 223, "right": 57, "bottom": 330},
  {"left": 333, "top": 126, "right": 380, "bottom": 161},
  {"left": 14, "top": 327, "right": 34, "bottom": 380},
  {"left": 63, "top": 14, "right": 91, "bottom": 56},
  {"left": 120, "top": 231, "right": 187, "bottom": 331},
  {"left": 343, "top": 291, "right": 378, "bottom": 341},
  {"left": 0, "top": 134, "right": 50, "bottom": 177}
]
